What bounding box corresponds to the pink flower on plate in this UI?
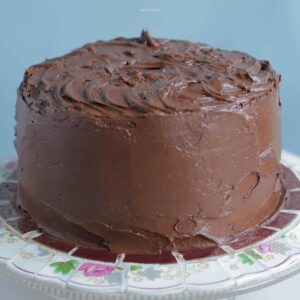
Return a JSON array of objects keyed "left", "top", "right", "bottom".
[
  {"left": 4, "top": 160, "right": 17, "bottom": 171},
  {"left": 78, "top": 262, "right": 115, "bottom": 277},
  {"left": 255, "top": 243, "right": 273, "bottom": 253}
]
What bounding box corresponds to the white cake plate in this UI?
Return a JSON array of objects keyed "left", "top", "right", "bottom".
[{"left": 1, "top": 150, "right": 300, "bottom": 300}]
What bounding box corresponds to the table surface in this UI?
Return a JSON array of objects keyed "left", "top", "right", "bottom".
[{"left": 0, "top": 270, "right": 299, "bottom": 299}]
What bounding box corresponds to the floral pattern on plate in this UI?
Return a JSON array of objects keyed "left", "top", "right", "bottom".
[
  {"left": 127, "top": 263, "right": 183, "bottom": 293},
  {"left": 69, "top": 261, "right": 124, "bottom": 292}
]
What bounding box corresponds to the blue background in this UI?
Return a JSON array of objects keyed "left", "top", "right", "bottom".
[{"left": 1, "top": 0, "right": 300, "bottom": 160}]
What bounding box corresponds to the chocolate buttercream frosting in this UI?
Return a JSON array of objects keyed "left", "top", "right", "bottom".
[{"left": 16, "top": 31, "right": 283, "bottom": 254}]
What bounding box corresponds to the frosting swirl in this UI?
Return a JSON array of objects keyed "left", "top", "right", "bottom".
[{"left": 20, "top": 31, "right": 279, "bottom": 117}]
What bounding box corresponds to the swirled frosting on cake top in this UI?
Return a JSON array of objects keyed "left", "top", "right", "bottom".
[{"left": 20, "top": 30, "right": 279, "bottom": 117}]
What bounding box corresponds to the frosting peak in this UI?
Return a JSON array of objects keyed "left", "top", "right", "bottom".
[{"left": 138, "top": 29, "right": 160, "bottom": 48}]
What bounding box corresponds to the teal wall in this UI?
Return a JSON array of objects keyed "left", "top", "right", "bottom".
[{"left": 1, "top": 0, "right": 299, "bottom": 159}]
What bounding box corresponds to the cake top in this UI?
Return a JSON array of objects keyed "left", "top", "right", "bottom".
[{"left": 20, "top": 30, "right": 279, "bottom": 118}]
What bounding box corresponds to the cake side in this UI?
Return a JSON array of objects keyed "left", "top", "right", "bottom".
[{"left": 16, "top": 31, "right": 282, "bottom": 254}]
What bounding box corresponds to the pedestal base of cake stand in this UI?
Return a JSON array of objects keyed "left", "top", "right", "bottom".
[{"left": 1, "top": 150, "right": 300, "bottom": 300}]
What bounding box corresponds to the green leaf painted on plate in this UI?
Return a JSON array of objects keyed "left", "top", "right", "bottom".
[
  {"left": 49, "top": 260, "right": 79, "bottom": 275},
  {"left": 238, "top": 253, "right": 255, "bottom": 265},
  {"left": 248, "top": 249, "right": 263, "bottom": 260},
  {"left": 130, "top": 265, "right": 143, "bottom": 272}
]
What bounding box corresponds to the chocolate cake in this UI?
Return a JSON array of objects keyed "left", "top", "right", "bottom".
[{"left": 15, "top": 31, "right": 283, "bottom": 254}]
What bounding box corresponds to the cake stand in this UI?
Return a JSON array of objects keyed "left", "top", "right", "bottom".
[{"left": 1, "top": 150, "right": 300, "bottom": 300}]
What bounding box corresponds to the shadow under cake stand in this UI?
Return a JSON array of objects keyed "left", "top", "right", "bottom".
[{"left": 1, "top": 150, "right": 300, "bottom": 300}]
